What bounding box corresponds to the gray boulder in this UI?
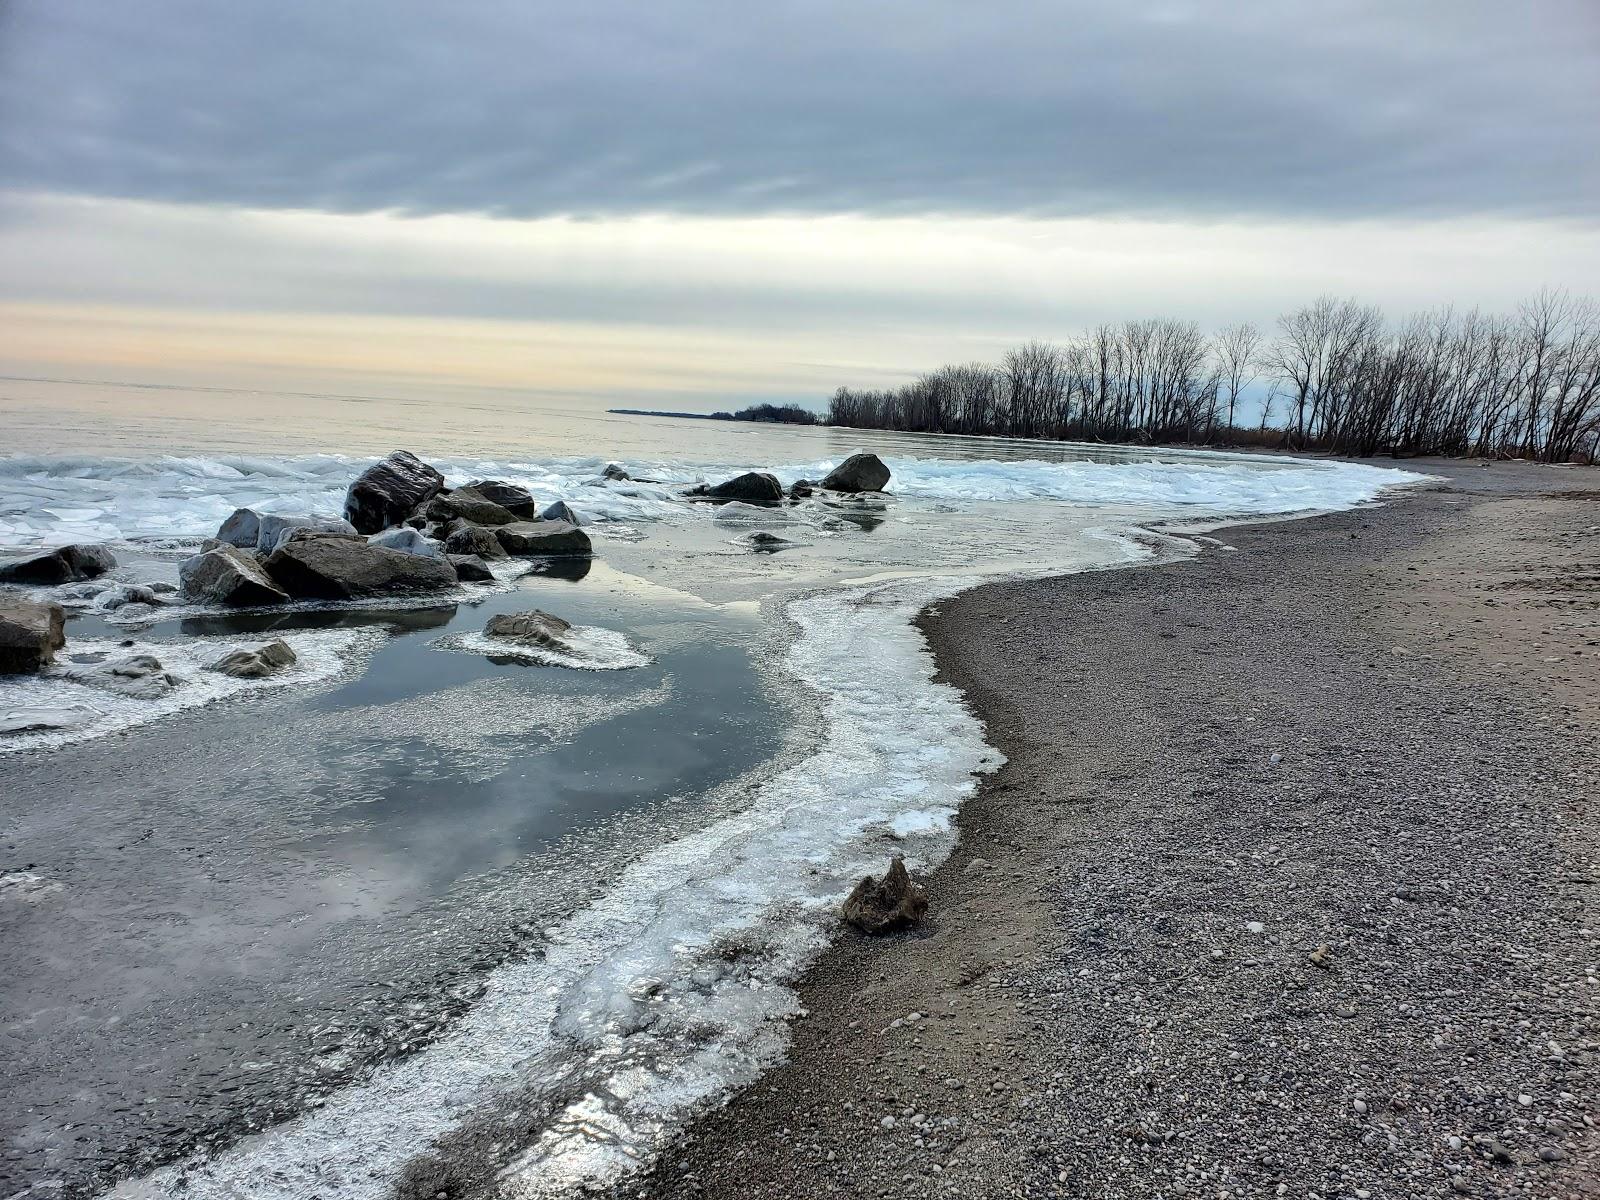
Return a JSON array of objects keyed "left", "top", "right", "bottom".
[
  {"left": 368, "top": 527, "right": 446, "bottom": 560},
  {"left": 344, "top": 450, "right": 446, "bottom": 534},
  {"left": 705, "top": 472, "right": 784, "bottom": 505},
  {"left": 0, "top": 544, "right": 117, "bottom": 585},
  {"left": 821, "top": 452, "right": 891, "bottom": 493},
  {"left": 61, "top": 653, "right": 177, "bottom": 700},
  {"left": 447, "top": 554, "right": 495, "bottom": 582},
  {"left": 0, "top": 599, "right": 67, "bottom": 674},
  {"left": 443, "top": 525, "right": 507, "bottom": 559},
  {"left": 465, "top": 480, "right": 539, "bottom": 519},
  {"left": 841, "top": 857, "right": 927, "bottom": 934},
  {"left": 209, "top": 639, "right": 297, "bottom": 679},
  {"left": 264, "top": 531, "right": 459, "bottom": 600},
  {"left": 540, "top": 500, "right": 582, "bottom": 526},
  {"left": 425, "top": 487, "right": 520, "bottom": 526},
  {"left": 494, "top": 520, "right": 592, "bottom": 557},
  {"left": 256, "top": 514, "right": 358, "bottom": 554},
  {"left": 215, "top": 508, "right": 261, "bottom": 548},
  {"left": 180, "top": 544, "right": 290, "bottom": 607},
  {"left": 485, "top": 610, "right": 572, "bottom": 650}
]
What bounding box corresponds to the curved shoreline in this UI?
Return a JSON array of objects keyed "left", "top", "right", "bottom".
[{"left": 633, "top": 460, "right": 1600, "bottom": 1200}]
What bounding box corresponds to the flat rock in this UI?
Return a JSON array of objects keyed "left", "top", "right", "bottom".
[
  {"left": 264, "top": 531, "right": 459, "bottom": 600},
  {"left": 465, "top": 480, "right": 539, "bottom": 519},
  {"left": 344, "top": 450, "right": 446, "bottom": 534},
  {"left": 494, "top": 520, "right": 592, "bottom": 557},
  {"left": 444, "top": 525, "right": 508, "bottom": 559},
  {"left": 426, "top": 487, "right": 520, "bottom": 527},
  {"left": 841, "top": 856, "right": 928, "bottom": 934},
  {"left": 367, "top": 527, "right": 446, "bottom": 559},
  {"left": 822, "top": 452, "right": 891, "bottom": 493},
  {"left": 0, "top": 598, "right": 67, "bottom": 674},
  {"left": 60, "top": 653, "right": 178, "bottom": 699},
  {"left": 0, "top": 544, "right": 117, "bottom": 585},
  {"left": 705, "top": 471, "right": 784, "bottom": 505},
  {"left": 180, "top": 544, "right": 290, "bottom": 607}
]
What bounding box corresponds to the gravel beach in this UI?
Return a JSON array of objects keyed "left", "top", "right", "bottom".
[{"left": 637, "top": 460, "right": 1600, "bottom": 1200}]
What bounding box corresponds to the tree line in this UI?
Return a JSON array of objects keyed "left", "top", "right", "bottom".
[{"left": 825, "top": 291, "right": 1600, "bottom": 462}]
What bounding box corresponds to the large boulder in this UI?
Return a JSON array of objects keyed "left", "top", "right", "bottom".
[
  {"left": 60, "top": 652, "right": 178, "bottom": 700},
  {"left": 368, "top": 527, "right": 446, "bottom": 560},
  {"left": 485, "top": 610, "right": 572, "bottom": 650},
  {"left": 180, "top": 544, "right": 290, "bottom": 607},
  {"left": 344, "top": 450, "right": 446, "bottom": 534},
  {"left": 841, "top": 857, "right": 928, "bottom": 934},
  {"left": 0, "top": 599, "right": 67, "bottom": 674},
  {"left": 0, "top": 544, "right": 117, "bottom": 585},
  {"left": 821, "top": 452, "right": 891, "bottom": 493},
  {"left": 447, "top": 554, "right": 495, "bottom": 582},
  {"left": 494, "top": 520, "right": 592, "bottom": 557},
  {"left": 705, "top": 472, "right": 784, "bottom": 505},
  {"left": 425, "top": 487, "right": 520, "bottom": 526},
  {"left": 256, "top": 514, "right": 358, "bottom": 554},
  {"left": 209, "top": 639, "right": 297, "bottom": 679},
  {"left": 466, "top": 480, "right": 539, "bottom": 519},
  {"left": 540, "top": 500, "right": 582, "bottom": 526},
  {"left": 443, "top": 525, "right": 507, "bottom": 559},
  {"left": 264, "top": 531, "right": 459, "bottom": 600}
]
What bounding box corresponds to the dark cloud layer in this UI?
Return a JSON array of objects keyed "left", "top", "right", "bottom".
[{"left": 0, "top": 0, "right": 1596, "bottom": 222}]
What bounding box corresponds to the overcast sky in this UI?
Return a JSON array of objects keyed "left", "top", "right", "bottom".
[{"left": 1, "top": 0, "right": 1597, "bottom": 409}]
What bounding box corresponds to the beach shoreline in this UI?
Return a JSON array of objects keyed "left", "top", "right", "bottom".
[{"left": 633, "top": 459, "right": 1600, "bottom": 1200}]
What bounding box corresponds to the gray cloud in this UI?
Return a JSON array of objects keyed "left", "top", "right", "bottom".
[{"left": 0, "top": 0, "right": 1596, "bottom": 222}]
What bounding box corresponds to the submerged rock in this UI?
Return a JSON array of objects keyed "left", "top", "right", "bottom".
[
  {"left": 180, "top": 544, "right": 291, "bottom": 607},
  {"left": 256, "top": 514, "right": 358, "bottom": 554},
  {"left": 466, "top": 480, "right": 540, "bottom": 519},
  {"left": 0, "top": 544, "right": 117, "bottom": 585},
  {"left": 367, "top": 527, "right": 446, "bottom": 560},
  {"left": 494, "top": 520, "right": 592, "bottom": 557},
  {"left": 344, "top": 450, "right": 446, "bottom": 534},
  {"left": 426, "top": 487, "right": 520, "bottom": 527},
  {"left": 705, "top": 471, "right": 784, "bottom": 505},
  {"left": 447, "top": 553, "right": 495, "bottom": 582},
  {"left": 822, "top": 452, "right": 891, "bottom": 493},
  {"left": 443, "top": 525, "right": 508, "bottom": 559},
  {"left": 841, "top": 857, "right": 928, "bottom": 934},
  {"left": 540, "top": 500, "right": 582, "bottom": 526},
  {"left": 485, "top": 610, "right": 573, "bottom": 650},
  {"left": 61, "top": 653, "right": 178, "bottom": 699},
  {"left": 209, "top": 639, "right": 297, "bottom": 679},
  {"left": 0, "top": 704, "right": 97, "bottom": 735},
  {"left": 0, "top": 599, "right": 67, "bottom": 674},
  {"left": 264, "top": 531, "right": 459, "bottom": 600}
]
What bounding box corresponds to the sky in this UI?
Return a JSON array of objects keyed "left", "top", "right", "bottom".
[{"left": 1, "top": 0, "right": 1597, "bottom": 413}]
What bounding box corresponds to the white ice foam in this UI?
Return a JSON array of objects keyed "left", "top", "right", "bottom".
[
  {"left": 437, "top": 626, "right": 653, "bottom": 671},
  {"left": 0, "top": 630, "right": 380, "bottom": 755}
]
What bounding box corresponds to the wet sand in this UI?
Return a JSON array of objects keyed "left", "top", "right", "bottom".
[{"left": 638, "top": 460, "right": 1600, "bottom": 1199}]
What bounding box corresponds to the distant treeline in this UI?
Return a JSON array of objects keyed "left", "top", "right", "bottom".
[
  {"left": 826, "top": 292, "right": 1600, "bottom": 462},
  {"left": 711, "top": 403, "right": 819, "bottom": 426}
]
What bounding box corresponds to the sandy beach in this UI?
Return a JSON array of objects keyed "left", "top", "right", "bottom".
[{"left": 635, "top": 459, "right": 1600, "bottom": 1200}]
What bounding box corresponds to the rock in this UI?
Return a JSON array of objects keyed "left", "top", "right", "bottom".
[
  {"left": 0, "top": 544, "right": 117, "bottom": 585},
  {"left": 540, "top": 500, "right": 582, "bottom": 526},
  {"left": 841, "top": 857, "right": 928, "bottom": 934},
  {"left": 255, "top": 514, "right": 359, "bottom": 554},
  {"left": 789, "top": 479, "right": 816, "bottom": 499},
  {"left": 602, "top": 463, "right": 632, "bottom": 481},
  {"left": 822, "top": 452, "right": 891, "bottom": 493},
  {"left": 95, "top": 583, "right": 166, "bottom": 611},
  {"left": 745, "top": 531, "right": 796, "bottom": 551},
  {"left": 485, "top": 610, "right": 573, "bottom": 649},
  {"left": 0, "top": 705, "right": 97, "bottom": 735},
  {"left": 705, "top": 471, "right": 784, "bottom": 505},
  {"left": 368, "top": 527, "right": 446, "bottom": 559},
  {"left": 0, "top": 599, "right": 67, "bottom": 674},
  {"left": 180, "top": 544, "right": 291, "bottom": 607},
  {"left": 61, "top": 653, "right": 178, "bottom": 699},
  {"left": 447, "top": 554, "right": 495, "bottom": 582},
  {"left": 1310, "top": 944, "right": 1334, "bottom": 968},
  {"left": 466, "top": 480, "right": 539, "bottom": 519},
  {"left": 344, "top": 450, "right": 446, "bottom": 534},
  {"left": 209, "top": 639, "right": 297, "bottom": 679},
  {"left": 444, "top": 525, "right": 508, "bottom": 559},
  {"left": 215, "top": 507, "right": 261, "bottom": 548},
  {"left": 425, "top": 487, "right": 520, "bottom": 527},
  {"left": 493, "top": 520, "right": 592, "bottom": 557},
  {"left": 263, "top": 531, "right": 459, "bottom": 600}
]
